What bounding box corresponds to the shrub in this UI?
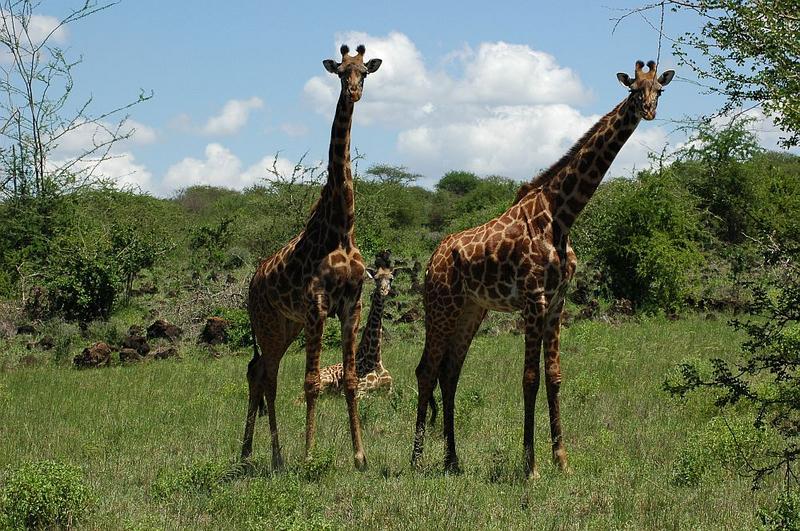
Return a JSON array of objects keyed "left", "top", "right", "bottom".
[
  {"left": 151, "top": 460, "right": 237, "bottom": 501},
  {"left": 670, "top": 416, "right": 770, "bottom": 487},
  {"left": 0, "top": 460, "right": 92, "bottom": 529},
  {"left": 45, "top": 239, "right": 119, "bottom": 321},
  {"left": 573, "top": 169, "right": 706, "bottom": 312},
  {"left": 759, "top": 493, "right": 800, "bottom": 531}
]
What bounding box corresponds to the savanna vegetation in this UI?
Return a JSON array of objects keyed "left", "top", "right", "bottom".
[{"left": 2, "top": 0, "right": 800, "bottom": 528}]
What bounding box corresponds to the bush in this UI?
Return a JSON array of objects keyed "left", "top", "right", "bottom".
[
  {"left": 670, "top": 416, "right": 770, "bottom": 487},
  {"left": 573, "top": 169, "right": 706, "bottom": 312},
  {"left": 759, "top": 493, "right": 800, "bottom": 530},
  {"left": 45, "top": 239, "right": 119, "bottom": 321},
  {"left": 0, "top": 460, "right": 92, "bottom": 529},
  {"left": 151, "top": 460, "right": 237, "bottom": 501}
]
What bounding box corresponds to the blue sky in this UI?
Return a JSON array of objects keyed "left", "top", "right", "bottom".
[{"left": 26, "top": 0, "right": 792, "bottom": 195}]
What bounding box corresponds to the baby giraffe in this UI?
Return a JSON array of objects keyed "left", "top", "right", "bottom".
[{"left": 319, "top": 253, "right": 395, "bottom": 397}]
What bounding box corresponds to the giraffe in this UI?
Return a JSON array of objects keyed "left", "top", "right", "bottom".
[
  {"left": 411, "top": 60, "right": 674, "bottom": 477},
  {"left": 241, "top": 44, "right": 382, "bottom": 471},
  {"left": 318, "top": 252, "right": 396, "bottom": 397}
]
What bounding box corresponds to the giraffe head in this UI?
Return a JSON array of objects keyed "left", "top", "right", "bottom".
[
  {"left": 323, "top": 44, "right": 382, "bottom": 103},
  {"left": 616, "top": 60, "right": 674, "bottom": 120},
  {"left": 366, "top": 250, "right": 396, "bottom": 298},
  {"left": 366, "top": 265, "right": 396, "bottom": 297}
]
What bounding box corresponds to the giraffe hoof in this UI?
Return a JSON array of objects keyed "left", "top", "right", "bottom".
[
  {"left": 272, "top": 455, "right": 285, "bottom": 472},
  {"left": 553, "top": 448, "right": 570, "bottom": 473},
  {"left": 354, "top": 453, "right": 368, "bottom": 472},
  {"left": 444, "top": 460, "right": 462, "bottom": 476},
  {"left": 527, "top": 467, "right": 541, "bottom": 481}
]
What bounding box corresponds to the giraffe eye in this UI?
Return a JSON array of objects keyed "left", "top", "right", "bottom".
[{"left": 657, "top": 89, "right": 664, "bottom": 96}]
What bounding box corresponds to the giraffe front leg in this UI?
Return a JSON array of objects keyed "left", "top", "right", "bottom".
[
  {"left": 303, "top": 307, "right": 325, "bottom": 461},
  {"left": 523, "top": 300, "right": 546, "bottom": 480},
  {"left": 341, "top": 298, "right": 367, "bottom": 471},
  {"left": 544, "top": 299, "right": 570, "bottom": 473}
]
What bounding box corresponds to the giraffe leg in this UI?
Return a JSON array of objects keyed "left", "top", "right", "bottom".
[
  {"left": 303, "top": 304, "right": 326, "bottom": 461},
  {"left": 441, "top": 304, "right": 486, "bottom": 474},
  {"left": 440, "top": 354, "right": 464, "bottom": 474},
  {"left": 428, "top": 382, "right": 439, "bottom": 426},
  {"left": 341, "top": 297, "right": 367, "bottom": 471},
  {"left": 242, "top": 354, "right": 264, "bottom": 461},
  {"left": 544, "top": 298, "right": 569, "bottom": 472},
  {"left": 242, "top": 311, "right": 299, "bottom": 467},
  {"left": 412, "top": 331, "right": 445, "bottom": 468},
  {"left": 523, "top": 297, "right": 546, "bottom": 480}
]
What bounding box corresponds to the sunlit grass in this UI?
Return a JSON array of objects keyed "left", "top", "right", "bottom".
[{"left": 0, "top": 314, "right": 780, "bottom": 529}]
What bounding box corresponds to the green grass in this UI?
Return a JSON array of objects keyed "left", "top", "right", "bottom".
[{"left": 0, "top": 314, "right": 782, "bottom": 529}]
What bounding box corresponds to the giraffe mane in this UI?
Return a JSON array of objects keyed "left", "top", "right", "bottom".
[{"left": 512, "top": 117, "right": 607, "bottom": 205}]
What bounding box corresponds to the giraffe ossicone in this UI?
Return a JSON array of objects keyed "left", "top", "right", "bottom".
[
  {"left": 412, "top": 61, "right": 674, "bottom": 477},
  {"left": 241, "top": 44, "right": 381, "bottom": 472}
]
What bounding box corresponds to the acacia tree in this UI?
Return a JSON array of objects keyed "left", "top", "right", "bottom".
[{"left": 0, "top": 0, "right": 151, "bottom": 200}]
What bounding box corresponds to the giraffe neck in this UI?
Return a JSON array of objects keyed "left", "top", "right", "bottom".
[
  {"left": 355, "top": 290, "right": 384, "bottom": 377},
  {"left": 545, "top": 96, "right": 641, "bottom": 233},
  {"left": 306, "top": 91, "right": 356, "bottom": 241}
]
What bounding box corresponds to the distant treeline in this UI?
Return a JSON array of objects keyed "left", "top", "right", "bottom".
[{"left": 1, "top": 120, "right": 799, "bottom": 320}]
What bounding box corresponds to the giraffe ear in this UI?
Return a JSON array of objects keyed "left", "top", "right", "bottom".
[
  {"left": 323, "top": 60, "right": 339, "bottom": 74},
  {"left": 365, "top": 58, "right": 382, "bottom": 73},
  {"left": 366, "top": 268, "right": 375, "bottom": 279},
  {"left": 616, "top": 72, "right": 633, "bottom": 87},
  {"left": 658, "top": 70, "right": 675, "bottom": 86}
]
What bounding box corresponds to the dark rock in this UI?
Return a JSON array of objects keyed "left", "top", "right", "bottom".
[
  {"left": 38, "top": 336, "right": 55, "bottom": 350},
  {"left": 147, "top": 319, "right": 183, "bottom": 342},
  {"left": 200, "top": 317, "right": 229, "bottom": 345},
  {"left": 152, "top": 346, "right": 178, "bottom": 360},
  {"left": 20, "top": 354, "right": 39, "bottom": 367},
  {"left": 122, "top": 334, "right": 150, "bottom": 356},
  {"left": 16, "top": 324, "right": 36, "bottom": 335},
  {"left": 578, "top": 299, "right": 600, "bottom": 320},
  {"left": 119, "top": 348, "right": 144, "bottom": 363},
  {"left": 611, "top": 298, "right": 634, "bottom": 316},
  {"left": 74, "top": 342, "right": 113, "bottom": 369},
  {"left": 396, "top": 307, "right": 422, "bottom": 324}
]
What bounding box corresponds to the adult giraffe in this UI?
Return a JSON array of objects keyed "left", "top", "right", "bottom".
[
  {"left": 412, "top": 61, "right": 674, "bottom": 478},
  {"left": 242, "top": 44, "right": 381, "bottom": 471}
]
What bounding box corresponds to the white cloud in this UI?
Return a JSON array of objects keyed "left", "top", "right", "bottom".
[
  {"left": 201, "top": 97, "right": 264, "bottom": 136},
  {"left": 91, "top": 152, "right": 153, "bottom": 191},
  {"left": 47, "top": 151, "right": 153, "bottom": 193},
  {"left": 280, "top": 122, "right": 309, "bottom": 137},
  {"left": 51, "top": 118, "right": 156, "bottom": 157},
  {"left": 398, "top": 104, "right": 596, "bottom": 181},
  {"left": 454, "top": 42, "right": 589, "bottom": 105},
  {"left": 0, "top": 12, "right": 68, "bottom": 63},
  {"left": 161, "top": 143, "right": 296, "bottom": 194},
  {"left": 27, "top": 14, "right": 68, "bottom": 44},
  {"left": 43, "top": 118, "right": 157, "bottom": 192},
  {"left": 715, "top": 107, "right": 799, "bottom": 152}
]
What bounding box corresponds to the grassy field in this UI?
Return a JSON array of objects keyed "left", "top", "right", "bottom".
[{"left": 0, "top": 314, "right": 781, "bottom": 529}]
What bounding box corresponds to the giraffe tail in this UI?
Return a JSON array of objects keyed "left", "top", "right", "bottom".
[{"left": 249, "top": 319, "right": 267, "bottom": 417}]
